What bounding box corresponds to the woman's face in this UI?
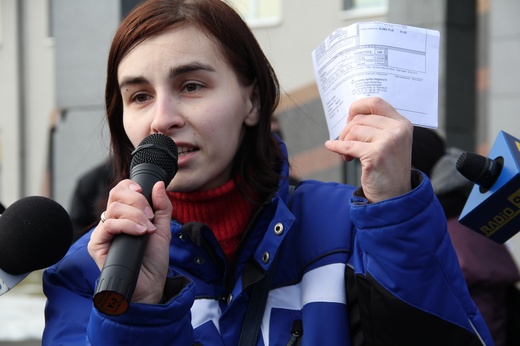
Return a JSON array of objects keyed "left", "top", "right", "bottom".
[{"left": 118, "top": 25, "right": 259, "bottom": 192}]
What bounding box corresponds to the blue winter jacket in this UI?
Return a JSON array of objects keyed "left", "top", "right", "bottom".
[{"left": 42, "top": 157, "right": 493, "bottom": 345}]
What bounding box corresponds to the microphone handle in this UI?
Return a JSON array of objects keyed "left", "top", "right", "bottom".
[{"left": 93, "top": 163, "right": 166, "bottom": 315}]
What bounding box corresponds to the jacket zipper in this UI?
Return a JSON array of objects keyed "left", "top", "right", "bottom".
[{"left": 286, "top": 319, "right": 303, "bottom": 346}]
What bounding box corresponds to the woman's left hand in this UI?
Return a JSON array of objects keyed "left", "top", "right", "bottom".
[{"left": 325, "top": 97, "right": 413, "bottom": 203}]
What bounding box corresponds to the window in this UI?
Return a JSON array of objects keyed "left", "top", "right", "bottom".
[
  {"left": 120, "top": 0, "right": 143, "bottom": 22},
  {"left": 226, "top": 0, "right": 282, "bottom": 28},
  {"left": 343, "top": 0, "right": 388, "bottom": 18}
]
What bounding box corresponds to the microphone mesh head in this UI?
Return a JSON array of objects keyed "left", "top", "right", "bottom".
[
  {"left": 456, "top": 152, "right": 502, "bottom": 190},
  {"left": 0, "top": 196, "right": 73, "bottom": 275},
  {"left": 130, "top": 134, "right": 178, "bottom": 185},
  {"left": 456, "top": 152, "right": 487, "bottom": 183}
]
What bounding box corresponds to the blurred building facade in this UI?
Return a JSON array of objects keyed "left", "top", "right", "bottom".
[{"left": 0, "top": 0, "right": 519, "bottom": 252}]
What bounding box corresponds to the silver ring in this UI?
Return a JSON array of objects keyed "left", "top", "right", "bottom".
[{"left": 100, "top": 211, "right": 107, "bottom": 223}]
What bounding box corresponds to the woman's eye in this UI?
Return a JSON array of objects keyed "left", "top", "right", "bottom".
[
  {"left": 182, "top": 82, "right": 203, "bottom": 93},
  {"left": 132, "top": 93, "right": 151, "bottom": 103}
]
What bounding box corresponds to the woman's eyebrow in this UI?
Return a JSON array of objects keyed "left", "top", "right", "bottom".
[
  {"left": 169, "top": 62, "right": 215, "bottom": 78},
  {"left": 119, "top": 76, "right": 148, "bottom": 90}
]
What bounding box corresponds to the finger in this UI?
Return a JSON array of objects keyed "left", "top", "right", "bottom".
[
  {"left": 328, "top": 116, "right": 395, "bottom": 157},
  {"left": 105, "top": 200, "right": 155, "bottom": 226},
  {"left": 108, "top": 179, "right": 149, "bottom": 209},
  {"left": 105, "top": 179, "right": 156, "bottom": 225},
  {"left": 88, "top": 214, "right": 155, "bottom": 270},
  {"left": 338, "top": 114, "right": 393, "bottom": 142},
  {"left": 347, "top": 97, "right": 401, "bottom": 123},
  {"left": 325, "top": 136, "right": 380, "bottom": 162}
]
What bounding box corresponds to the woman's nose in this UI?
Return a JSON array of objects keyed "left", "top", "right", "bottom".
[{"left": 151, "top": 95, "right": 185, "bottom": 133}]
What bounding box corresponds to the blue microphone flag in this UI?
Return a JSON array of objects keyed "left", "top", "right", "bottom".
[{"left": 459, "top": 131, "right": 520, "bottom": 243}]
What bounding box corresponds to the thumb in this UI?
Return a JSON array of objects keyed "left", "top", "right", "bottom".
[{"left": 151, "top": 181, "right": 172, "bottom": 228}]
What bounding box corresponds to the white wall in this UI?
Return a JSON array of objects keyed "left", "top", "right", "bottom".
[
  {"left": 23, "top": 0, "right": 56, "bottom": 199},
  {"left": 489, "top": 0, "right": 520, "bottom": 141},
  {"left": 251, "top": 0, "right": 387, "bottom": 94},
  {"left": 0, "top": 0, "right": 23, "bottom": 206}
]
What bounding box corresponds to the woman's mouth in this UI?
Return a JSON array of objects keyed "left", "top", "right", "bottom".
[{"left": 178, "top": 146, "right": 197, "bottom": 157}]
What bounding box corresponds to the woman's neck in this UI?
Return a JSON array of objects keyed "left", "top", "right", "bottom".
[{"left": 166, "top": 178, "right": 256, "bottom": 262}]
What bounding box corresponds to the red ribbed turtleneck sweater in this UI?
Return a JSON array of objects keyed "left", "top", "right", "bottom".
[{"left": 166, "top": 178, "right": 257, "bottom": 262}]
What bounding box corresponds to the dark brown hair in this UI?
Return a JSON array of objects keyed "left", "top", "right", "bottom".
[{"left": 105, "top": 0, "right": 284, "bottom": 201}]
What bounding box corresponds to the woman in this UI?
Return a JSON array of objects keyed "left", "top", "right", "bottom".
[{"left": 43, "top": 0, "right": 493, "bottom": 344}]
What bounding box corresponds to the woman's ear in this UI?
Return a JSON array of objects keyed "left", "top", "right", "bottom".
[{"left": 244, "top": 82, "right": 260, "bottom": 127}]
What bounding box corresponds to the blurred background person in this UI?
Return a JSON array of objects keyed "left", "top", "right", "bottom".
[
  {"left": 412, "top": 126, "right": 520, "bottom": 346},
  {"left": 68, "top": 157, "right": 113, "bottom": 242}
]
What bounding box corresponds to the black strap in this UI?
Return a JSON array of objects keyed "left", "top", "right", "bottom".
[
  {"left": 238, "top": 184, "right": 297, "bottom": 345},
  {"left": 238, "top": 256, "right": 278, "bottom": 345}
]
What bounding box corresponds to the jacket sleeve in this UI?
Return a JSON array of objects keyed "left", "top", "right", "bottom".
[
  {"left": 348, "top": 170, "right": 494, "bottom": 346},
  {"left": 42, "top": 236, "right": 196, "bottom": 346},
  {"left": 87, "top": 277, "right": 195, "bottom": 345},
  {"left": 43, "top": 241, "right": 98, "bottom": 345}
]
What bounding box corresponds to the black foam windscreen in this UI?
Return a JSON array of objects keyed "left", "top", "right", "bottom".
[{"left": 0, "top": 196, "right": 73, "bottom": 275}]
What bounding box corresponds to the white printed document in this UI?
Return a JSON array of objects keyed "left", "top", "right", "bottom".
[{"left": 312, "top": 22, "right": 440, "bottom": 140}]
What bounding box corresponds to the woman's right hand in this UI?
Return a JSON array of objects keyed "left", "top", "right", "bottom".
[{"left": 87, "top": 179, "right": 173, "bottom": 305}]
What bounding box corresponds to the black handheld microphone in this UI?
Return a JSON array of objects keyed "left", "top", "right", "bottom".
[
  {"left": 0, "top": 196, "right": 73, "bottom": 295},
  {"left": 456, "top": 130, "right": 520, "bottom": 243},
  {"left": 93, "top": 133, "right": 178, "bottom": 315}
]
